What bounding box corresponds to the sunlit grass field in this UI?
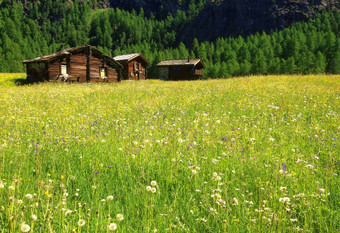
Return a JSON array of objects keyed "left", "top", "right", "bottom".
[
  {"left": 0, "top": 74, "right": 339, "bottom": 232},
  {"left": 0, "top": 73, "right": 26, "bottom": 86}
]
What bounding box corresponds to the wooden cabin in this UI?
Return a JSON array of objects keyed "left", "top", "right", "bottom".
[
  {"left": 113, "top": 53, "right": 149, "bottom": 80},
  {"left": 156, "top": 58, "right": 205, "bottom": 81},
  {"left": 23, "top": 45, "right": 122, "bottom": 83}
]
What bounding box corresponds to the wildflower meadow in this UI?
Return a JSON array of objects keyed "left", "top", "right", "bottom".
[{"left": 0, "top": 74, "right": 339, "bottom": 232}]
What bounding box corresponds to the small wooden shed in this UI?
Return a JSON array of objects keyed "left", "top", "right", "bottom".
[
  {"left": 23, "top": 45, "right": 122, "bottom": 83},
  {"left": 113, "top": 53, "right": 149, "bottom": 80},
  {"left": 156, "top": 58, "right": 205, "bottom": 81}
]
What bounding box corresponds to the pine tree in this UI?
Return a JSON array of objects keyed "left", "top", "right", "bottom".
[{"left": 329, "top": 38, "right": 340, "bottom": 74}]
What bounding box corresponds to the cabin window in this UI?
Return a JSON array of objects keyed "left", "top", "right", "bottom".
[
  {"left": 100, "top": 67, "right": 107, "bottom": 77},
  {"left": 135, "top": 63, "right": 139, "bottom": 70},
  {"left": 61, "top": 64, "right": 67, "bottom": 75}
]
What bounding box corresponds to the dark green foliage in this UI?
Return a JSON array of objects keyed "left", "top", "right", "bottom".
[{"left": 0, "top": 1, "right": 338, "bottom": 77}]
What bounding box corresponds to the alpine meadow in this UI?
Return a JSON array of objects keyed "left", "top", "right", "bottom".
[
  {"left": 0, "top": 0, "right": 340, "bottom": 232},
  {"left": 0, "top": 74, "right": 339, "bottom": 232}
]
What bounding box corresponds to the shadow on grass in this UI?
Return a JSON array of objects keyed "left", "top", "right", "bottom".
[{"left": 14, "top": 78, "right": 30, "bottom": 85}]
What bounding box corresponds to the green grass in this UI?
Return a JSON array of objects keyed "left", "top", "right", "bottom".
[
  {"left": 0, "top": 73, "right": 27, "bottom": 86},
  {"left": 0, "top": 74, "right": 339, "bottom": 232}
]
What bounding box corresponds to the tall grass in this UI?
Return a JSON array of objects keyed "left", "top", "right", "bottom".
[
  {"left": 0, "top": 74, "right": 339, "bottom": 232},
  {"left": 0, "top": 73, "right": 26, "bottom": 86}
]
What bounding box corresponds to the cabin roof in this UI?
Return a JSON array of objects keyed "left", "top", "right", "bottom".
[
  {"left": 23, "top": 45, "right": 122, "bottom": 68},
  {"left": 157, "top": 59, "right": 205, "bottom": 69},
  {"left": 113, "top": 53, "right": 150, "bottom": 65}
]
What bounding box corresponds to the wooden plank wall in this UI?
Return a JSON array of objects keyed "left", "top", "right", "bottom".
[
  {"left": 169, "top": 66, "right": 198, "bottom": 81},
  {"left": 48, "top": 61, "right": 61, "bottom": 81},
  {"left": 139, "top": 64, "right": 146, "bottom": 80},
  {"left": 40, "top": 51, "right": 121, "bottom": 83},
  {"left": 89, "top": 56, "right": 102, "bottom": 83},
  {"left": 69, "top": 53, "right": 87, "bottom": 82},
  {"left": 128, "top": 62, "right": 135, "bottom": 80},
  {"left": 89, "top": 56, "right": 101, "bottom": 78},
  {"left": 107, "top": 68, "right": 118, "bottom": 83}
]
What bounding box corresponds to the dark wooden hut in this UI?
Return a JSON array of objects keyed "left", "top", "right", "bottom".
[
  {"left": 23, "top": 45, "right": 122, "bottom": 83},
  {"left": 113, "top": 53, "right": 149, "bottom": 80},
  {"left": 156, "top": 58, "right": 205, "bottom": 81}
]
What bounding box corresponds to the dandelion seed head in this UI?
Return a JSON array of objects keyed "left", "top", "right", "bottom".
[
  {"left": 108, "top": 223, "right": 117, "bottom": 231},
  {"left": 20, "top": 223, "right": 30, "bottom": 232},
  {"left": 31, "top": 215, "right": 37, "bottom": 221},
  {"left": 78, "top": 219, "right": 86, "bottom": 227},
  {"left": 116, "top": 214, "right": 124, "bottom": 221},
  {"left": 151, "top": 187, "right": 157, "bottom": 193}
]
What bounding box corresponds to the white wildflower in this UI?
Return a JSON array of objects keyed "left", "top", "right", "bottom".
[
  {"left": 78, "top": 219, "right": 86, "bottom": 227},
  {"left": 65, "top": 210, "right": 72, "bottom": 216},
  {"left": 319, "top": 188, "right": 325, "bottom": 193},
  {"left": 233, "top": 198, "right": 239, "bottom": 205},
  {"left": 151, "top": 181, "right": 157, "bottom": 186},
  {"left": 116, "top": 214, "right": 124, "bottom": 221},
  {"left": 279, "top": 197, "right": 290, "bottom": 204},
  {"left": 20, "top": 223, "right": 30, "bottom": 232},
  {"left": 31, "top": 215, "right": 37, "bottom": 221},
  {"left": 108, "top": 223, "right": 117, "bottom": 231},
  {"left": 279, "top": 187, "right": 287, "bottom": 192}
]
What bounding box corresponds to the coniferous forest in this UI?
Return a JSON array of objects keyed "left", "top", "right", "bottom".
[{"left": 0, "top": 0, "right": 339, "bottom": 77}]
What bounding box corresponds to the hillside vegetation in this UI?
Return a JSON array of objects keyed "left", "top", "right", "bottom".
[
  {"left": 0, "top": 75, "right": 339, "bottom": 232},
  {"left": 0, "top": 0, "right": 339, "bottom": 77}
]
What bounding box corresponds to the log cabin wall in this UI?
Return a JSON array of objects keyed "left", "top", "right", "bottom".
[
  {"left": 169, "top": 66, "right": 198, "bottom": 81},
  {"left": 119, "top": 61, "right": 129, "bottom": 80},
  {"left": 26, "top": 63, "right": 47, "bottom": 82},
  {"left": 69, "top": 53, "right": 87, "bottom": 82},
  {"left": 107, "top": 68, "right": 118, "bottom": 82},
  {"left": 136, "top": 61, "right": 147, "bottom": 80},
  {"left": 24, "top": 46, "right": 122, "bottom": 83},
  {"left": 48, "top": 60, "right": 63, "bottom": 81},
  {"left": 114, "top": 54, "right": 149, "bottom": 80},
  {"left": 89, "top": 56, "right": 102, "bottom": 79},
  {"left": 89, "top": 55, "right": 119, "bottom": 83},
  {"left": 126, "top": 60, "right": 147, "bottom": 80},
  {"left": 128, "top": 62, "right": 135, "bottom": 80}
]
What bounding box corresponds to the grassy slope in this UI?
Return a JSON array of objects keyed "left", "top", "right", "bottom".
[{"left": 0, "top": 74, "right": 339, "bottom": 232}]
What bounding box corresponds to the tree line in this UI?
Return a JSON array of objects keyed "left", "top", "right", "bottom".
[{"left": 0, "top": 0, "right": 339, "bottom": 77}]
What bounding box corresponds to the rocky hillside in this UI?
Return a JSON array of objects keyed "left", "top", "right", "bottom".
[
  {"left": 108, "top": 0, "right": 339, "bottom": 43},
  {"left": 180, "top": 0, "right": 339, "bottom": 43}
]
